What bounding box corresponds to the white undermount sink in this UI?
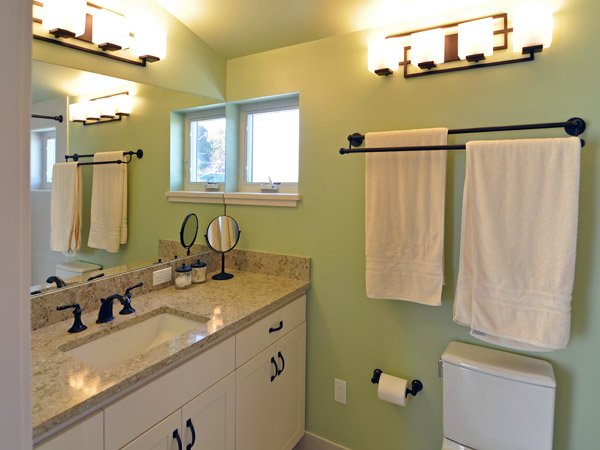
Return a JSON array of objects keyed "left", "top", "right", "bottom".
[{"left": 63, "top": 312, "right": 208, "bottom": 370}]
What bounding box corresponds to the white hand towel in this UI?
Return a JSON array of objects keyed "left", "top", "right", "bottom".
[
  {"left": 365, "top": 128, "right": 448, "bottom": 305},
  {"left": 50, "top": 162, "right": 82, "bottom": 255},
  {"left": 454, "top": 137, "right": 581, "bottom": 351},
  {"left": 87, "top": 151, "right": 128, "bottom": 253}
]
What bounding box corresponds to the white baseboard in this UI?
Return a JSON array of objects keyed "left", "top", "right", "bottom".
[{"left": 293, "top": 432, "right": 352, "bottom": 450}]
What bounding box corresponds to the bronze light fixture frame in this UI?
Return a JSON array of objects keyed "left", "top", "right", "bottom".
[
  {"left": 376, "top": 13, "right": 544, "bottom": 79},
  {"left": 32, "top": 1, "right": 160, "bottom": 67}
]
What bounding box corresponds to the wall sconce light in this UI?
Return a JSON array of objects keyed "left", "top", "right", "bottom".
[
  {"left": 33, "top": 1, "right": 167, "bottom": 67},
  {"left": 368, "top": 8, "right": 553, "bottom": 79},
  {"left": 69, "top": 92, "right": 132, "bottom": 125},
  {"left": 368, "top": 39, "right": 401, "bottom": 75}
]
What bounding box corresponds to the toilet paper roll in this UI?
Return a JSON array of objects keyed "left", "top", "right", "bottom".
[{"left": 377, "top": 373, "right": 408, "bottom": 406}]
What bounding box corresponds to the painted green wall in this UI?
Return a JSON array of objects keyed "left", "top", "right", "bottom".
[{"left": 225, "top": 0, "right": 600, "bottom": 448}]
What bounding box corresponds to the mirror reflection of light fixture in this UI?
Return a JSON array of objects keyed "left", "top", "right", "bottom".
[
  {"left": 458, "top": 17, "right": 494, "bottom": 62},
  {"left": 410, "top": 28, "right": 445, "bottom": 69},
  {"left": 369, "top": 8, "right": 553, "bottom": 79},
  {"left": 41, "top": 0, "right": 87, "bottom": 38},
  {"left": 33, "top": 1, "right": 167, "bottom": 67},
  {"left": 69, "top": 93, "right": 132, "bottom": 125}
]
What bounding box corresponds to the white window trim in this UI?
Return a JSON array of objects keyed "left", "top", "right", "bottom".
[
  {"left": 238, "top": 97, "right": 299, "bottom": 193},
  {"left": 41, "top": 130, "right": 56, "bottom": 190},
  {"left": 165, "top": 191, "right": 301, "bottom": 207},
  {"left": 183, "top": 107, "right": 226, "bottom": 192}
]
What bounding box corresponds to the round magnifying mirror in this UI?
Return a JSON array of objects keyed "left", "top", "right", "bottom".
[
  {"left": 180, "top": 213, "right": 199, "bottom": 256},
  {"left": 205, "top": 215, "right": 241, "bottom": 280}
]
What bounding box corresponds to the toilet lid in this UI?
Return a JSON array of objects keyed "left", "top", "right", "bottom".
[{"left": 442, "top": 437, "right": 474, "bottom": 450}]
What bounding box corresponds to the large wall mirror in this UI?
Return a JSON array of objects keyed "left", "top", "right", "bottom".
[{"left": 31, "top": 60, "right": 222, "bottom": 294}]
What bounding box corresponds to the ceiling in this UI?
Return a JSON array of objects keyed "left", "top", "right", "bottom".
[{"left": 154, "top": 0, "right": 507, "bottom": 59}]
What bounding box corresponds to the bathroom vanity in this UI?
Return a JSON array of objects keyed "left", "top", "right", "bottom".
[{"left": 32, "top": 269, "right": 309, "bottom": 450}]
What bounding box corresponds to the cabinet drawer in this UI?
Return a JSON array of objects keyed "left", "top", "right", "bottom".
[
  {"left": 104, "top": 336, "right": 235, "bottom": 450},
  {"left": 35, "top": 410, "right": 103, "bottom": 450},
  {"left": 236, "top": 295, "right": 305, "bottom": 367}
]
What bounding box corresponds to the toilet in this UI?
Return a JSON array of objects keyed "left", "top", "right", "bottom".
[
  {"left": 440, "top": 341, "right": 556, "bottom": 450},
  {"left": 56, "top": 261, "right": 102, "bottom": 281}
]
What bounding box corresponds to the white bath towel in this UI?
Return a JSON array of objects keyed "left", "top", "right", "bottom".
[
  {"left": 50, "top": 162, "right": 82, "bottom": 255},
  {"left": 87, "top": 151, "right": 128, "bottom": 253},
  {"left": 365, "top": 128, "right": 448, "bottom": 305},
  {"left": 454, "top": 138, "right": 581, "bottom": 351}
]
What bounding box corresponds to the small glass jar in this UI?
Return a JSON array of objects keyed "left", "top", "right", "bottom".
[
  {"left": 174, "top": 263, "right": 192, "bottom": 289},
  {"left": 191, "top": 259, "right": 207, "bottom": 284}
]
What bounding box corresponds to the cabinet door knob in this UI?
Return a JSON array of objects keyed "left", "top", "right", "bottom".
[
  {"left": 173, "top": 429, "right": 183, "bottom": 450},
  {"left": 186, "top": 418, "right": 196, "bottom": 450},
  {"left": 277, "top": 351, "right": 285, "bottom": 376},
  {"left": 270, "top": 356, "right": 279, "bottom": 382},
  {"left": 269, "top": 321, "right": 284, "bottom": 333}
]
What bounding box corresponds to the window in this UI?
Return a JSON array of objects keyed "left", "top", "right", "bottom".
[
  {"left": 44, "top": 132, "right": 56, "bottom": 185},
  {"left": 184, "top": 108, "right": 226, "bottom": 190},
  {"left": 240, "top": 98, "right": 299, "bottom": 192}
]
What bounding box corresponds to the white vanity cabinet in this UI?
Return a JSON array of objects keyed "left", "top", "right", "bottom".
[
  {"left": 235, "top": 296, "right": 306, "bottom": 450},
  {"left": 121, "top": 373, "right": 235, "bottom": 450},
  {"left": 34, "top": 410, "right": 104, "bottom": 450},
  {"left": 103, "top": 336, "right": 235, "bottom": 450}
]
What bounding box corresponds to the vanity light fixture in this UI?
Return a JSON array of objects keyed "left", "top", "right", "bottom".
[
  {"left": 69, "top": 92, "right": 132, "bottom": 125},
  {"left": 33, "top": 0, "right": 167, "bottom": 67},
  {"left": 368, "top": 8, "right": 553, "bottom": 78}
]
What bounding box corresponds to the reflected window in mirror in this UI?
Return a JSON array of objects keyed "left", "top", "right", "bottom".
[
  {"left": 31, "top": 128, "right": 56, "bottom": 190},
  {"left": 184, "top": 107, "right": 226, "bottom": 191}
]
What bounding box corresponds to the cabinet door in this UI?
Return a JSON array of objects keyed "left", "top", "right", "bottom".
[
  {"left": 274, "top": 323, "right": 306, "bottom": 450},
  {"left": 181, "top": 372, "right": 235, "bottom": 450},
  {"left": 236, "top": 344, "right": 278, "bottom": 450},
  {"left": 35, "top": 410, "right": 103, "bottom": 450},
  {"left": 121, "top": 410, "right": 183, "bottom": 450}
]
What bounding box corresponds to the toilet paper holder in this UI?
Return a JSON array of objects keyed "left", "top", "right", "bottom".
[{"left": 371, "top": 368, "right": 423, "bottom": 398}]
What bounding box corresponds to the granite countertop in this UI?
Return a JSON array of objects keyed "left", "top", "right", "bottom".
[{"left": 32, "top": 270, "right": 310, "bottom": 442}]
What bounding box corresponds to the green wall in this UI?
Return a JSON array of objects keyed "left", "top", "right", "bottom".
[{"left": 225, "top": 0, "right": 600, "bottom": 448}]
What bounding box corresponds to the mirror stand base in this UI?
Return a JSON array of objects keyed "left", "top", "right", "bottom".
[{"left": 212, "top": 272, "right": 234, "bottom": 281}]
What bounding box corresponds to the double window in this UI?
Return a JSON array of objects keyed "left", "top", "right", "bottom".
[{"left": 183, "top": 95, "right": 299, "bottom": 194}]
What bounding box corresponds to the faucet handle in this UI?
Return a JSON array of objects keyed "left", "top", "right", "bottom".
[
  {"left": 124, "top": 282, "right": 143, "bottom": 299},
  {"left": 56, "top": 303, "right": 87, "bottom": 333},
  {"left": 120, "top": 283, "right": 143, "bottom": 315}
]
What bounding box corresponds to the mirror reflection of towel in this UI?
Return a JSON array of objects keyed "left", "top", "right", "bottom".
[
  {"left": 50, "top": 162, "right": 82, "bottom": 255},
  {"left": 87, "top": 151, "right": 127, "bottom": 253}
]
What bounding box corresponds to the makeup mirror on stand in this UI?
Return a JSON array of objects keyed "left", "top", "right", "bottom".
[{"left": 205, "top": 215, "right": 240, "bottom": 280}]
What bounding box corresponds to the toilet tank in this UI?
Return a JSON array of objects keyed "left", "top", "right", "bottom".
[
  {"left": 56, "top": 261, "right": 102, "bottom": 281},
  {"left": 441, "top": 341, "right": 556, "bottom": 450}
]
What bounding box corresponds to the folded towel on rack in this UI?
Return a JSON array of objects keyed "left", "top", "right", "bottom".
[
  {"left": 87, "top": 151, "right": 128, "bottom": 253},
  {"left": 50, "top": 162, "right": 82, "bottom": 255},
  {"left": 365, "top": 128, "right": 448, "bottom": 305},
  {"left": 454, "top": 137, "right": 581, "bottom": 351}
]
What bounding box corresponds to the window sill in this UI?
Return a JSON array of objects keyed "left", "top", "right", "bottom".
[{"left": 165, "top": 191, "right": 301, "bottom": 207}]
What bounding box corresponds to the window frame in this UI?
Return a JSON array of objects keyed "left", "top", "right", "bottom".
[
  {"left": 41, "top": 130, "right": 56, "bottom": 190},
  {"left": 183, "top": 106, "right": 226, "bottom": 192},
  {"left": 238, "top": 97, "right": 299, "bottom": 193}
]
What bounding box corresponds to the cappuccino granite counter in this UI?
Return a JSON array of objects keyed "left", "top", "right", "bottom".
[{"left": 32, "top": 270, "right": 310, "bottom": 442}]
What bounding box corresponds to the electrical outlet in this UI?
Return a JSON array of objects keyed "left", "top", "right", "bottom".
[
  {"left": 153, "top": 267, "right": 172, "bottom": 286},
  {"left": 334, "top": 379, "right": 346, "bottom": 404}
]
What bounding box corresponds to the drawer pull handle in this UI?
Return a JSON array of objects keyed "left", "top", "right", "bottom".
[
  {"left": 186, "top": 418, "right": 196, "bottom": 450},
  {"left": 270, "top": 356, "right": 279, "bottom": 382},
  {"left": 269, "top": 321, "right": 284, "bottom": 333},
  {"left": 173, "top": 429, "right": 183, "bottom": 450},
  {"left": 277, "top": 351, "right": 285, "bottom": 376}
]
